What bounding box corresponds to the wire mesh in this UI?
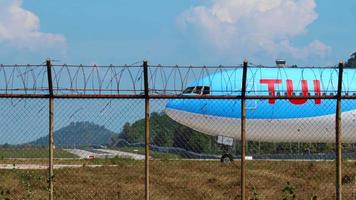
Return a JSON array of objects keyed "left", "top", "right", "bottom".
[
  {"left": 341, "top": 99, "right": 356, "bottom": 200},
  {"left": 0, "top": 62, "right": 354, "bottom": 199},
  {"left": 149, "top": 99, "right": 241, "bottom": 199},
  {"left": 52, "top": 99, "right": 145, "bottom": 199},
  {"left": 246, "top": 99, "right": 337, "bottom": 199},
  {"left": 0, "top": 98, "right": 48, "bottom": 199}
]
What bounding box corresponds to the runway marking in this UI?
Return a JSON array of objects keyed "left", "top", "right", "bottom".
[
  {"left": 0, "top": 164, "right": 119, "bottom": 170},
  {"left": 64, "top": 148, "right": 145, "bottom": 160}
]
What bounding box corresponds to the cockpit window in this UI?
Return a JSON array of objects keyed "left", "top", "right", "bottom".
[
  {"left": 182, "top": 86, "right": 210, "bottom": 95},
  {"left": 193, "top": 86, "right": 203, "bottom": 94},
  {"left": 202, "top": 86, "right": 210, "bottom": 94},
  {"left": 183, "top": 87, "right": 194, "bottom": 94}
]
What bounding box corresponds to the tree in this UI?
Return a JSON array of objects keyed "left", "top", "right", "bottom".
[
  {"left": 173, "top": 125, "right": 212, "bottom": 153},
  {"left": 346, "top": 52, "right": 356, "bottom": 67},
  {"left": 116, "top": 111, "right": 217, "bottom": 153}
]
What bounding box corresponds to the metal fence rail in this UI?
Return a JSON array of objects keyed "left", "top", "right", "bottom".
[{"left": 0, "top": 60, "right": 354, "bottom": 199}]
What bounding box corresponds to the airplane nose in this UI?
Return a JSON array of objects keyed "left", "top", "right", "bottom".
[
  {"left": 165, "top": 99, "right": 182, "bottom": 110},
  {"left": 165, "top": 99, "right": 195, "bottom": 130},
  {"left": 165, "top": 99, "right": 176, "bottom": 119},
  {"left": 165, "top": 99, "right": 184, "bottom": 119}
]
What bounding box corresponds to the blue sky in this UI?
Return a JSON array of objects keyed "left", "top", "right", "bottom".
[
  {"left": 0, "top": 0, "right": 355, "bottom": 144},
  {"left": 1, "top": 0, "right": 355, "bottom": 66}
]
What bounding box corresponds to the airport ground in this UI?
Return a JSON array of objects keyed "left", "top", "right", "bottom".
[{"left": 0, "top": 157, "right": 354, "bottom": 199}]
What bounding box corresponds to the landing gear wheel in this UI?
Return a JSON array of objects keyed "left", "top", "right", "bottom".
[{"left": 220, "top": 153, "right": 233, "bottom": 164}]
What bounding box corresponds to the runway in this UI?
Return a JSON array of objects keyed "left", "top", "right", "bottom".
[
  {"left": 0, "top": 159, "right": 354, "bottom": 170},
  {"left": 64, "top": 148, "right": 145, "bottom": 160},
  {"left": 0, "top": 164, "right": 118, "bottom": 170}
]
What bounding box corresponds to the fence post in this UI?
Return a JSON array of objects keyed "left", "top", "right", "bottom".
[
  {"left": 46, "top": 59, "right": 54, "bottom": 200},
  {"left": 143, "top": 60, "right": 150, "bottom": 200},
  {"left": 240, "top": 60, "right": 248, "bottom": 200},
  {"left": 336, "top": 61, "right": 344, "bottom": 200}
]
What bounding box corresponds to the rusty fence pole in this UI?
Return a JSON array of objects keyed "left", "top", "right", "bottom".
[
  {"left": 143, "top": 60, "right": 150, "bottom": 200},
  {"left": 336, "top": 61, "right": 344, "bottom": 200},
  {"left": 240, "top": 60, "right": 248, "bottom": 200},
  {"left": 46, "top": 59, "right": 54, "bottom": 200}
]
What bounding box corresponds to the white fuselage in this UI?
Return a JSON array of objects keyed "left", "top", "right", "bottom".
[{"left": 166, "top": 108, "right": 356, "bottom": 143}]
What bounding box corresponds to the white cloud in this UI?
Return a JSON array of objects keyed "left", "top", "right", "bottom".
[
  {"left": 179, "top": 0, "right": 331, "bottom": 60},
  {"left": 0, "top": 0, "right": 66, "bottom": 52}
]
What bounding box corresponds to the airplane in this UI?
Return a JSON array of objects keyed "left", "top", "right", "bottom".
[{"left": 165, "top": 63, "right": 356, "bottom": 162}]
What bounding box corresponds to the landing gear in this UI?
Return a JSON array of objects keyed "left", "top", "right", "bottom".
[
  {"left": 216, "top": 136, "right": 235, "bottom": 164},
  {"left": 220, "top": 153, "right": 233, "bottom": 164}
]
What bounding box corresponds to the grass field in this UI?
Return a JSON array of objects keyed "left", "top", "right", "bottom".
[
  {"left": 0, "top": 158, "right": 354, "bottom": 199},
  {"left": 0, "top": 147, "right": 77, "bottom": 159}
]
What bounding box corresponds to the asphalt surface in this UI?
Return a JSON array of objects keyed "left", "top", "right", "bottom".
[
  {"left": 0, "top": 164, "right": 118, "bottom": 170},
  {"left": 64, "top": 148, "right": 145, "bottom": 160}
]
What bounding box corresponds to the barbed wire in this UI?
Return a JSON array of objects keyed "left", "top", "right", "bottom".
[{"left": 0, "top": 63, "right": 352, "bottom": 96}]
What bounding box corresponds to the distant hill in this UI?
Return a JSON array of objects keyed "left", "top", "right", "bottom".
[{"left": 29, "top": 121, "right": 117, "bottom": 147}]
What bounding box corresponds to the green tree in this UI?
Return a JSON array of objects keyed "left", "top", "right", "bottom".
[
  {"left": 117, "top": 112, "right": 217, "bottom": 154},
  {"left": 346, "top": 52, "right": 356, "bottom": 67},
  {"left": 173, "top": 125, "right": 212, "bottom": 153}
]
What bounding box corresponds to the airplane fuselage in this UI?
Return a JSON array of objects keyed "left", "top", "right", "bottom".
[{"left": 165, "top": 67, "right": 356, "bottom": 143}]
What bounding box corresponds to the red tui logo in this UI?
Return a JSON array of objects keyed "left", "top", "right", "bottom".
[{"left": 260, "top": 79, "right": 321, "bottom": 105}]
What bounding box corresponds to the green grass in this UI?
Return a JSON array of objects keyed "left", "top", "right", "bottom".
[
  {"left": 0, "top": 147, "right": 354, "bottom": 199},
  {"left": 0, "top": 147, "right": 78, "bottom": 159},
  {"left": 0, "top": 160, "right": 354, "bottom": 199}
]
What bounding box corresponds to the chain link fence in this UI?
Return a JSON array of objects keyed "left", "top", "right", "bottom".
[{"left": 0, "top": 61, "right": 354, "bottom": 199}]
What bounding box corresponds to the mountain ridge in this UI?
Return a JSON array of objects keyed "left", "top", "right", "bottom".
[{"left": 28, "top": 121, "right": 117, "bottom": 147}]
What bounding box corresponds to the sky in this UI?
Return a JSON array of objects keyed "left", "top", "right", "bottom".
[
  {"left": 0, "top": 0, "right": 355, "bottom": 144},
  {"left": 0, "top": 0, "right": 355, "bottom": 66}
]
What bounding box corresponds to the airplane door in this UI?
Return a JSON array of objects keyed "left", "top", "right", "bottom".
[
  {"left": 246, "top": 81, "right": 257, "bottom": 110},
  {"left": 246, "top": 99, "right": 258, "bottom": 110}
]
